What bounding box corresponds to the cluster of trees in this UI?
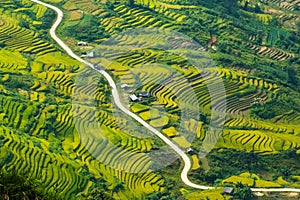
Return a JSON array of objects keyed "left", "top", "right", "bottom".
[
  {"left": 287, "top": 66, "right": 298, "bottom": 86},
  {"left": 4, "top": 74, "right": 33, "bottom": 90},
  {"left": 192, "top": 148, "right": 300, "bottom": 186},
  {"left": 242, "top": 0, "right": 261, "bottom": 13},
  {"left": 127, "top": 0, "right": 134, "bottom": 6},
  {"left": 0, "top": 170, "right": 61, "bottom": 200},
  {"left": 61, "top": 15, "right": 109, "bottom": 42},
  {"left": 193, "top": 150, "right": 262, "bottom": 185},
  {"left": 77, "top": 178, "right": 114, "bottom": 200},
  {"left": 15, "top": 3, "right": 55, "bottom": 42},
  {"left": 0, "top": 43, "right": 5, "bottom": 48},
  {"left": 233, "top": 182, "right": 253, "bottom": 200},
  {"left": 79, "top": 175, "right": 180, "bottom": 200},
  {"left": 200, "top": 0, "right": 240, "bottom": 17},
  {"left": 251, "top": 98, "right": 294, "bottom": 119},
  {"left": 0, "top": 170, "right": 126, "bottom": 200},
  {"left": 37, "top": 10, "right": 56, "bottom": 30},
  {"left": 17, "top": 9, "right": 39, "bottom": 29},
  {"left": 19, "top": 18, "right": 30, "bottom": 29}
]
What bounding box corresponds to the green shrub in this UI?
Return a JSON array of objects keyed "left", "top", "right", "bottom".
[
  {"left": 61, "top": 15, "right": 109, "bottom": 42},
  {"left": 0, "top": 170, "right": 61, "bottom": 200}
]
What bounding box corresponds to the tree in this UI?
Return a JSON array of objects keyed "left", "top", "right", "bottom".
[
  {"left": 19, "top": 19, "right": 30, "bottom": 29},
  {"left": 223, "top": 0, "right": 238, "bottom": 9},
  {"left": 12, "top": 0, "right": 22, "bottom": 8},
  {"left": 0, "top": 170, "right": 60, "bottom": 200},
  {"left": 270, "top": 17, "right": 282, "bottom": 27},
  {"left": 234, "top": 182, "right": 253, "bottom": 200},
  {"left": 287, "top": 66, "right": 298, "bottom": 85},
  {"left": 37, "top": 10, "right": 55, "bottom": 30},
  {"left": 296, "top": 21, "right": 300, "bottom": 33},
  {"left": 280, "top": 167, "right": 291, "bottom": 178},
  {"left": 111, "top": 177, "right": 124, "bottom": 195},
  {"left": 78, "top": 178, "right": 113, "bottom": 200},
  {"left": 127, "top": 0, "right": 134, "bottom": 6},
  {"left": 62, "top": 15, "right": 109, "bottom": 42},
  {"left": 146, "top": 190, "right": 177, "bottom": 200},
  {"left": 254, "top": 4, "right": 261, "bottom": 13},
  {"left": 244, "top": 1, "right": 249, "bottom": 10}
]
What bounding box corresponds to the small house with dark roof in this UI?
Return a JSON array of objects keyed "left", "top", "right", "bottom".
[
  {"left": 121, "top": 84, "right": 130, "bottom": 90},
  {"left": 186, "top": 148, "right": 194, "bottom": 155},
  {"left": 86, "top": 52, "right": 95, "bottom": 58},
  {"left": 93, "top": 64, "right": 102, "bottom": 70},
  {"left": 129, "top": 94, "right": 138, "bottom": 102},
  {"left": 207, "top": 33, "right": 218, "bottom": 51},
  {"left": 77, "top": 41, "right": 87, "bottom": 46},
  {"left": 223, "top": 187, "right": 234, "bottom": 196},
  {"left": 139, "top": 91, "right": 150, "bottom": 98}
]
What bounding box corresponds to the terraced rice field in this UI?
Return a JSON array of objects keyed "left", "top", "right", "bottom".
[
  {"left": 0, "top": 17, "right": 56, "bottom": 56},
  {"left": 106, "top": 49, "right": 276, "bottom": 116},
  {"left": 96, "top": 4, "right": 178, "bottom": 35},
  {"left": 0, "top": 66, "right": 165, "bottom": 198},
  {"left": 69, "top": 10, "right": 83, "bottom": 21},
  {"left": 93, "top": 34, "right": 300, "bottom": 156},
  {"left": 61, "top": 0, "right": 99, "bottom": 14},
  {"left": 265, "top": 0, "right": 300, "bottom": 11},
  {"left": 222, "top": 172, "right": 300, "bottom": 188},
  {"left": 0, "top": 126, "right": 92, "bottom": 198},
  {"left": 0, "top": 3, "right": 166, "bottom": 198},
  {"left": 1, "top": 0, "right": 300, "bottom": 198},
  {"left": 246, "top": 30, "right": 294, "bottom": 61},
  {"left": 246, "top": 42, "right": 294, "bottom": 61},
  {"left": 218, "top": 130, "right": 300, "bottom": 153},
  {"left": 14, "top": 4, "right": 47, "bottom": 19},
  {"left": 222, "top": 172, "right": 284, "bottom": 187},
  {"left": 0, "top": 49, "right": 28, "bottom": 70}
]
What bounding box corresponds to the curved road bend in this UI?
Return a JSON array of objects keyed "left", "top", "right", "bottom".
[{"left": 31, "top": 0, "right": 300, "bottom": 193}]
